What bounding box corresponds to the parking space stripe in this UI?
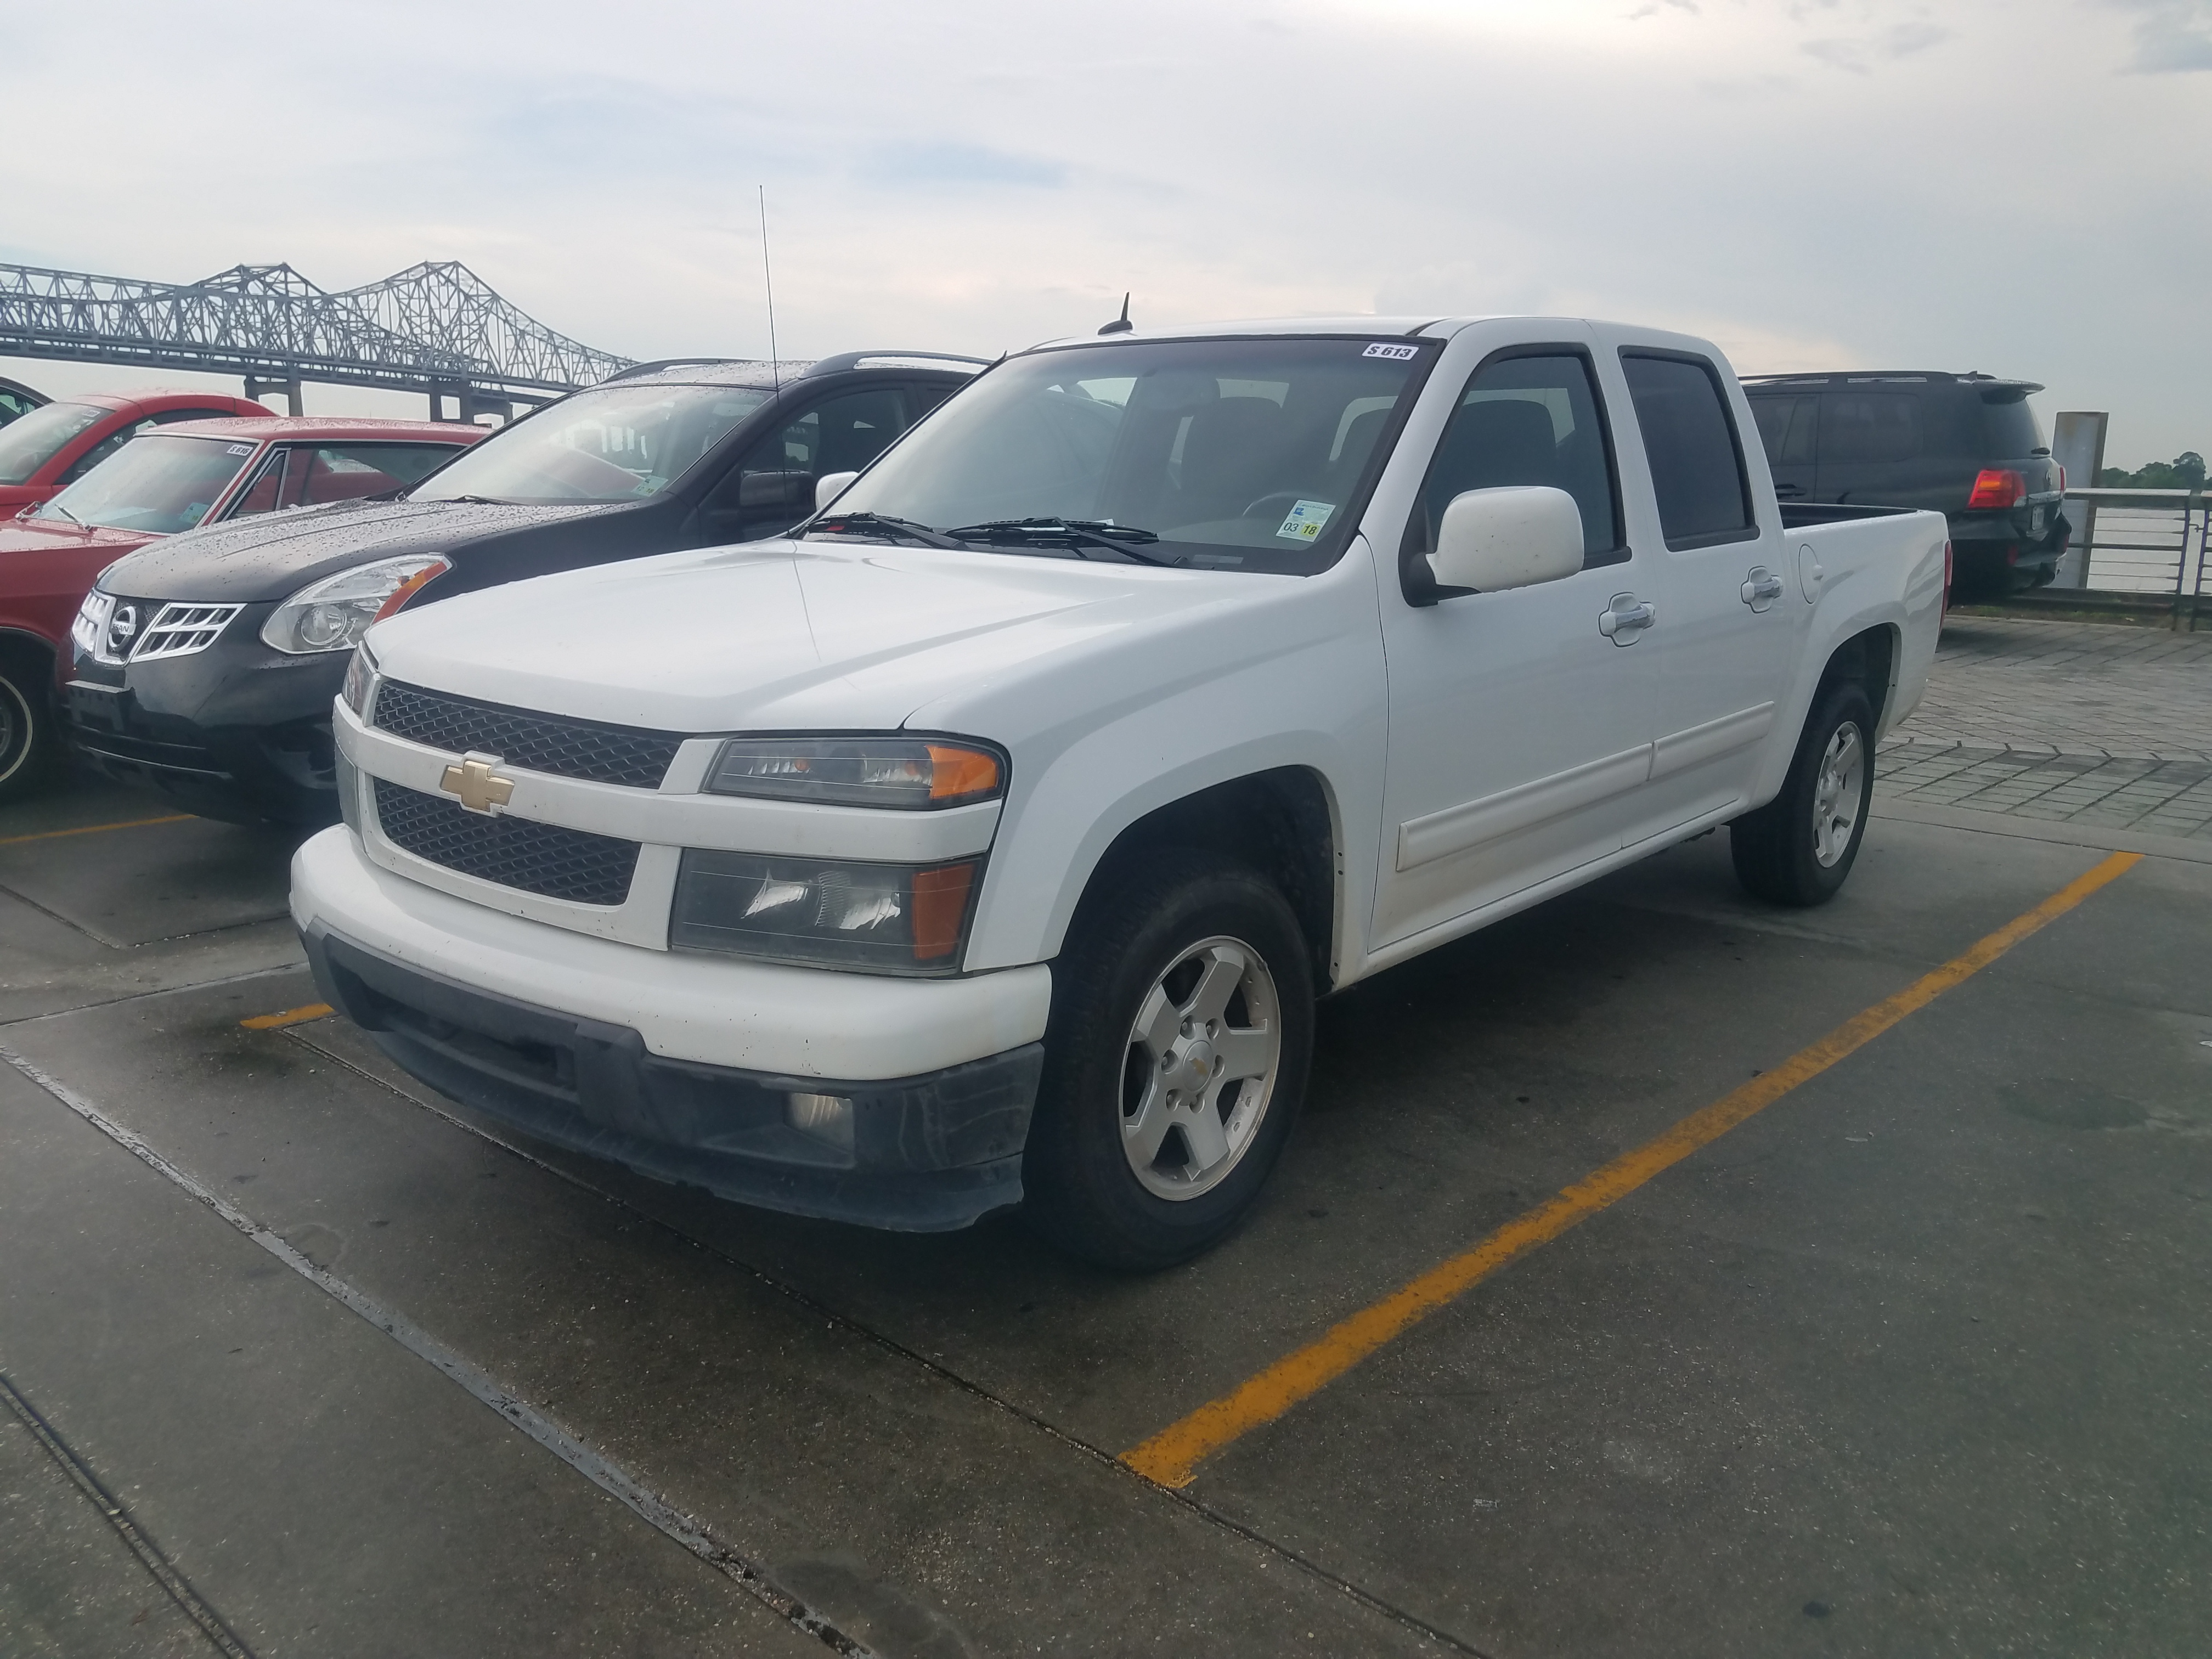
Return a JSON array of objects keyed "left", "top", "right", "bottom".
[
  {"left": 0, "top": 815, "right": 192, "bottom": 848},
  {"left": 0, "top": 1040, "right": 882, "bottom": 1658},
  {"left": 239, "top": 1003, "right": 331, "bottom": 1030},
  {"left": 1121, "top": 850, "right": 2145, "bottom": 1489}
]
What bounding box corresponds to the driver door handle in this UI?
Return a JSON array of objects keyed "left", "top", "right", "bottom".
[
  {"left": 1741, "top": 568, "right": 1785, "bottom": 610},
  {"left": 1599, "top": 594, "right": 1656, "bottom": 644}
]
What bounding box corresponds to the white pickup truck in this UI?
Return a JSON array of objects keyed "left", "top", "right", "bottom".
[{"left": 293, "top": 316, "right": 1946, "bottom": 1268}]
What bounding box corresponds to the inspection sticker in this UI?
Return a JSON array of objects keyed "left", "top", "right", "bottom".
[
  {"left": 1276, "top": 499, "right": 1336, "bottom": 541},
  {"left": 1362, "top": 341, "right": 1419, "bottom": 360}
]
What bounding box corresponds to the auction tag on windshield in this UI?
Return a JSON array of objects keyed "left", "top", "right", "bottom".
[
  {"left": 1362, "top": 342, "right": 1419, "bottom": 360},
  {"left": 1276, "top": 500, "right": 1336, "bottom": 541},
  {"left": 226, "top": 443, "right": 256, "bottom": 455}
]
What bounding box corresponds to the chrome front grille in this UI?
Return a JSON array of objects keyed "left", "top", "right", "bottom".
[
  {"left": 372, "top": 779, "right": 641, "bottom": 906},
  {"left": 372, "top": 681, "right": 684, "bottom": 789},
  {"left": 70, "top": 592, "right": 241, "bottom": 664},
  {"left": 131, "top": 603, "right": 244, "bottom": 662}
]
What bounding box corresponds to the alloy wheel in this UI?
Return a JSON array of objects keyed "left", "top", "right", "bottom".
[
  {"left": 1119, "top": 935, "right": 1282, "bottom": 1200},
  {"left": 1812, "top": 721, "right": 1865, "bottom": 868}
]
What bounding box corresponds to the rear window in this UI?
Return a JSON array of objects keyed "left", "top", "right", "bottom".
[
  {"left": 1750, "top": 394, "right": 1816, "bottom": 467},
  {"left": 1621, "top": 352, "right": 1756, "bottom": 549},
  {"left": 1980, "top": 395, "right": 2044, "bottom": 459}
]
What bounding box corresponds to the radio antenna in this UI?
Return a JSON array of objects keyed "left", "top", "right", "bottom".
[{"left": 758, "top": 185, "right": 781, "bottom": 396}]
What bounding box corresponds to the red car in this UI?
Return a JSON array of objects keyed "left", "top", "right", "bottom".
[
  {"left": 0, "top": 415, "right": 482, "bottom": 802},
  {"left": 0, "top": 388, "right": 274, "bottom": 517}
]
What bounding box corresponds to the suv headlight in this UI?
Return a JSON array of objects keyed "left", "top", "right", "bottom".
[
  {"left": 669, "top": 851, "right": 982, "bottom": 975},
  {"left": 702, "top": 736, "right": 1003, "bottom": 809},
  {"left": 261, "top": 556, "right": 450, "bottom": 655}
]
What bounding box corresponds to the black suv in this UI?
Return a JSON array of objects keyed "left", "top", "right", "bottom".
[
  {"left": 67, "top": 352, "right": 982, "bottom": 825},
  {"left": 1742, "top": 371, "right": 2064, "bottom": 598}
]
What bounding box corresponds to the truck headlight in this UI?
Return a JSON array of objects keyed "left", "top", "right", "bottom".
[
  {"left": 669, "top": 850, "right": 981, "bottom": 974},
  {"left": 703, "top": 736, "right": 1003, "bottom": 809},
  {"left": 341, "top": 642, "right": 380, "bottom": 719},
  {"left": 261, "top": 556, "right": 450, "bottom": 655}
]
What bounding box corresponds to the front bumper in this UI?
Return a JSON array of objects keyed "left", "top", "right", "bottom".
[
  {"left": 290, "top": 825, "right": 1053, "bottom": 1230},
  {"left": 64, "top": 610, "right": 349, "bottom": 826}
]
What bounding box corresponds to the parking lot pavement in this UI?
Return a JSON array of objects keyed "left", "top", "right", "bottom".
[{"left": 3, "top": 766, "right": 2209, "bottom": 1656}]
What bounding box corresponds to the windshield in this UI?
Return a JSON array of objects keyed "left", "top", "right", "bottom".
[
  {"left": 0, "top": 400, "right": 108, "bottom": 486},
  {"left": 813, "top": 336, "right": 1433, "bottom": 572},
  {"left": 31, "top": 434, "right": 257, "bottom": 534},
  {"left": 411, "top": 382, "right": 774, "bottom": 505}
]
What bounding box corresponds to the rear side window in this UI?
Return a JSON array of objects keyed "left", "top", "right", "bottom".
[
  {"left": 1821, "top": 393, "right": 1918, "bottom": 466},
  {"left": 1980, "top": 395, "right": 2043, "bottom": 459},
  {"left": 1409, "top": 349, "right": 1623, "bottom": 567},
  {"left": 1621, "top": 352, "right": 1757, "bottom": 549}
]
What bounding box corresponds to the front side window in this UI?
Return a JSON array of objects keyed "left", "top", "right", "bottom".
[
  {"left": 0, "top": 400, "right": 108, "bottom": 485},
  {"left": 1407, "top": 351, "right": 1623, "bottom": 568},
  {"left": 816, "top": 336, "right": 1435, "bottom": 572},
  {"left": 411, "top": 382, "right": 772, "bottom": 505},
  {"left": 1621, "top": 352, "right": 1757, "bottom": 549},
  {"left": 1751, "top": 395, "right": 1818, "bottom": 467},
  {"left": 702, "top": 388, "right": 912, "bottom": 541},
  {"left": 32, "top": 435, "right": 258, "bottom": 534}
]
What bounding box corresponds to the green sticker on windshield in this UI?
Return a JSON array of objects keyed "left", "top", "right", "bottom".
[{"left": 1276, "top": 500, "right": 1335, "bottom": 542}]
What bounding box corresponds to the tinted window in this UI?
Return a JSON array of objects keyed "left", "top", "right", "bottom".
[
  {"left": 1410, "top": 351, "right": 1622, "bottom": 566},
  {"left": 1750, "top": 394, "right": 1816, "bottom": 466},
  {"left": 1981, "top": 396, "right": 2043, "bottom": 459},
  {"left": 0, "top": 400, "right": 106, "bottom": 484},
  {"left": 1821, "top": 393, "right": 1919, "bottom": 466},
  {"left": 59, "top": 420, "right": 152, "bottom": 484},
  {"left": 1621, "top": 352, "right": 1755, "bottom": 548}
]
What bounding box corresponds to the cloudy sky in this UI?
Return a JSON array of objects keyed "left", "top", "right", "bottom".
[{"left": 4, "top": 0, "right": 2206, "bottom": 463}]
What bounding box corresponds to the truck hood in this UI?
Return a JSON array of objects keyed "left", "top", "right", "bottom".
[
  {"left": 365, "top": 537, "right": 1293, "bottom": 735},
  {"left": 94, "top": 497, "right": 631, "bottom": 603}
]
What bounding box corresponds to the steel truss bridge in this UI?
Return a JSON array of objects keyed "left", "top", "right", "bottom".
[{"left": 0, "top": 259, "right": 634, "bottom": 420}]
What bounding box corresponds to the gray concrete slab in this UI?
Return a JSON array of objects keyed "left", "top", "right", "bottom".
[
  {"left": 0, "top": 1404, "right": 222, "bottom": 1658},
  {"left": 0, "top": 812, "right": 297, "bottom": 950},
  {"left": 0, "top": 991, "right": 1458, "bottom": 1657},
  {"left": 0, "top": 1061, "right": 837, "bottom": 1659}
]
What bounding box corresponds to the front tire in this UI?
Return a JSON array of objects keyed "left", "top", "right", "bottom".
[
  {"left": 0, "top": 655, "right": 60, "bottom": 806},
  {"left": 1023, "top": 851, "right": 1314, "bottom": 1271},
  {"left": 1730, "top": 680, "right": 1875, "bottom": 907}
]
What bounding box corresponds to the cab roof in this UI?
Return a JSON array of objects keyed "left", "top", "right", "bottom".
[{"left": 154, "top": 415, "right": 482, "bottom": 443}]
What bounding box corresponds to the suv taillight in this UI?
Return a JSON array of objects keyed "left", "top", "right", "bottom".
[{"left": 1968, "top": 468, "right": 2027, "bottom": 510}]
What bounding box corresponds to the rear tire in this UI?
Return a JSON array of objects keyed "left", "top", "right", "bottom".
[
  {"left": 1023, "top": 850, "right": 1314, "bottom": 1271},
  {"left": 0, "top": 653, "right": 60, "bottom": 806},
  {"left": 1730, "top": 680, "right": 1874, "bottom": 907}
]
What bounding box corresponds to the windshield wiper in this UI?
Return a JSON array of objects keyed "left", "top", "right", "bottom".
[
  {"left": 804, "top": 511, "right": 968, "bottom": 549},
  {"left": 944, "top": 518, "right": 1173, "bottom": 566},
  {"left": 439, "top": 494, "right": 515, "bottom": 506},
  {"left": 45, "top": 499, "right": 86, "bottom": 529}
]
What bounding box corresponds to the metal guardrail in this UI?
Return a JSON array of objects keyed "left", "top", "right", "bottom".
[{"left": 2052, "top": 487, "right": 2207, "bottom": 629}]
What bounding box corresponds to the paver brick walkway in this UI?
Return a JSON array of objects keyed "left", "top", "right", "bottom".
[{"left": 1880, "top": 616, "right": 2212, "bottom": 840}]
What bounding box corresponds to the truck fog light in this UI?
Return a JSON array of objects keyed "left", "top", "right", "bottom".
[{"left": 787, "top": 1091, "right": 855, "bottom": 1153}]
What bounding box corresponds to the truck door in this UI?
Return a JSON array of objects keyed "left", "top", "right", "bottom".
[
  {"left": 1370, "top": 340, "right": 1658, "bottom": 951},
  {"left": 1605, "top": 342, "right": 1803, "bottom": 835}
]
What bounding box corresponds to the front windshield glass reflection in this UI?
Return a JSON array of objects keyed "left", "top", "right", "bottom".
[
  {"left": 32, "top": 435, "right": 256, "bottom": 534},
  {"left": 811, "top": 337, "right": 1431, "bottom": 572},
  {"left": 411, "top": 383, "right": 774, "bottom": 505}
]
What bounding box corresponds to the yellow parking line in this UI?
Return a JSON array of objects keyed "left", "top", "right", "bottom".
[
  {"left": 0, "top": 814, "right": 192, "bottom": 848},
  {"left": 240, "top": 1003, "right": 333, "bottom": 1031},
  {"left": 1121, "top": 850, "right": 2144, "bottom": 1489}
]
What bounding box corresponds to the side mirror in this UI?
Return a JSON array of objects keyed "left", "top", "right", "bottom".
[
  {"left": 736, "top": 470, "right": 814, "bottom": 509},
  {"left": 1429, "top": 486, "right": 1584, "bottom": 595},
  {"left": 815, "top": 470, "right": 859, "bottom": 512}
]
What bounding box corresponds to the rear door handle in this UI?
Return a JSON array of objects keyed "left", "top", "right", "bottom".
[
  {"left": 1741, "top": 568, "right": 1785, "bottom": 611},
  {"left": 1599, "top": 594, "right": 1655, "bottom": 644}
]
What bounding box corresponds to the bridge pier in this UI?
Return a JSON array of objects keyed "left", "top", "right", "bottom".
[{"left": 245, "top": 374, "right": 304, "bottom": 415}]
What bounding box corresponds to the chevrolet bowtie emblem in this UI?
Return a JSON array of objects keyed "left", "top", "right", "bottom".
[{"left": 439, "top": 752, "right": 515, "bottom": 815}]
